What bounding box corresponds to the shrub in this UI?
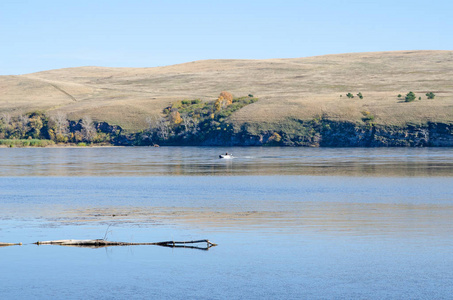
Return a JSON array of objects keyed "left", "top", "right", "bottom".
[
  {"left": 361, "top": 111, "right": 375, "bottom": 123},
  {"left": 268, "top": 132, "right": 282, "bottom": 143},
  {"left": 179, "top": 99, "right": 201, "bottom": 106},
  {"left": 56, "top": 133, "right": 68, "bottom": 143},
  {"left": 357, "top": 92, "right": 363, "bottom": 99},
  {"left": 0, "top": 139, "right": 54, "bottom": 147},
  {"left": 171, "top": 102, "right": 182, "bottom": 110},
  {"left": 92, "top": 132, "right": 110, "bottom": 143},
  {"left": 214, "top": 97, "right": 221, "bottom": 112},
  {"left": 426, "top": 92, "right": 435, "bottom": 99},
  {"left": 346, "top": 93, "right": 354, "bottom": 99},
  {"left": 73, "top": 131, "right": 84, "bottom": 142},
  {"left": 405, "top": 91, "right": 416, "bottom": 102},
  {"left": 398, "top": 94, "right": 402, "bottom": 98}
]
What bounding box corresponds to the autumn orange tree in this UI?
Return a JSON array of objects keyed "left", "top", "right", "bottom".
[
  {"left": 220, "top": 91, "right": 233, "bottom": 104},
  {"left": 170, "top": 110, "right": 182, "bottom": 124},
  {"left": 214, "top": 91, "right": 233, "bottom": 112}
]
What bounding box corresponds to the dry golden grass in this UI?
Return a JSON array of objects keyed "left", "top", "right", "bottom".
[{"left": 0, "top": 50, "right": 452, "bottom": 130}]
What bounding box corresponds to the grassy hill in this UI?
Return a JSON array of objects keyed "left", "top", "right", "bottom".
[{"left": 1, "top": 50, "right": 452, "bottom": 132}]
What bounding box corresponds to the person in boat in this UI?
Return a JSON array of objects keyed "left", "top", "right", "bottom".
[{"left": 219, "top": 152, "right": 232, "bottom": 158}]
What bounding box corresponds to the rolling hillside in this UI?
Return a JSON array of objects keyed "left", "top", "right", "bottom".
[{"left": 1, "top": 50, "right": 452, "bottom": 132}]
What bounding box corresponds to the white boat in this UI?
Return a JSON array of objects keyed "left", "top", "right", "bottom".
[{"left": 219, "top": 154, "right": 233, "bottom": 159}]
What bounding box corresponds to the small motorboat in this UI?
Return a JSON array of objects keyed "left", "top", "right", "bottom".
[{"left": 219, "top": 153, "right": 233, "bottom": 159}]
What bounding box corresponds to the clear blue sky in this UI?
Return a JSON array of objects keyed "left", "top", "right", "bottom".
[{"left": 1, "top": 0, "right": 452, "bottom": 75}]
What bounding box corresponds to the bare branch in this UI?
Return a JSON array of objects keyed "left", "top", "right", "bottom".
[
  {"left": 51, "top": 112, "right": 69, "bottom": 136},
  {"left": 147, "top": 115, "right": 170, "bottom": 139},
  {"left": 0, "top": 112, "right": 12, "bottom": 127},
  {"left": 81, "top": 116, "right": 96, "bottom": 142}
]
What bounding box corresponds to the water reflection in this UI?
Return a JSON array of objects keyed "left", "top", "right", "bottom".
[
  {"left": 0, "top": 147, "right": 452, "bottom": 176},
  {"left": 26, "top": 202, "right": 450, "bottom": 239},
  {"left": 53, "top": 244, "right": 215, "bottom": 250},
  {"left": 1, "top": 150, "right": 452, "bottom": 298}
]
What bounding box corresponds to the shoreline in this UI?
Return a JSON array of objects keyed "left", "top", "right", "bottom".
[{"left": 1, "top": 120, "right": 452, "bottom": 148}]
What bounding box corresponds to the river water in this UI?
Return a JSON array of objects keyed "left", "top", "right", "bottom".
[{"left": 0, "top": 147, "right": 452, "bottom": 299}]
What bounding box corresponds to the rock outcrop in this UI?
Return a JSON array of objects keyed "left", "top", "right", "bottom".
[{"left": 194, "top": 121, "right": 453, "bottom": 147}]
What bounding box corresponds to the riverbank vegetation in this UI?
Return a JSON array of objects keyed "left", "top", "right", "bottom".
[
  {"left": 0, "top": 111, "right": 120, "bottom": 146},
  {"left": 139, "top": 92, "right": 258, "bottom": 146},
  {"left": 0, "top": 87, "right": 452, "bottom": 147},
  {"left": 0, "top": 139, "right": 55, "bottom": 147},
  {"left": 0, "top": 92, "right": 260, "bottom": 147}
]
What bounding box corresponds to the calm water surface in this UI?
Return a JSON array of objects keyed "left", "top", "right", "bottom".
[
  {"left": 0, "top": 147, "right": 452, "bottom": 299},
  {"left": 0, "top": 146, "right": 452, "bottom": 176}
]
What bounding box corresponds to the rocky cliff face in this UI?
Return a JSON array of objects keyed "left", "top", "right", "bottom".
[
  {"left": 115, "top": 119, "right": 452, "bottom": 147},
  {"left": 321, "top": 122, "right": 453, "bottom": 147},
  {"left": 196, "top": 121, "right": 453, "bottom": 147}
]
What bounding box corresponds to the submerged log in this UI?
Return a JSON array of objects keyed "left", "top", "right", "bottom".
[
  {"left": 0, "top": 242, "right": 22, "bottom": 247},
  {"left": 33, "top": 239, "right": 217, "bottom": 250}
]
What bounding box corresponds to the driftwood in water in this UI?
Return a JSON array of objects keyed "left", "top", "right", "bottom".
[
  {"left": 0, "top": 242, "right": 22, "bottom": 247},
  {"left": 34, "top": 239, "right": 217, "bottom": 250}
]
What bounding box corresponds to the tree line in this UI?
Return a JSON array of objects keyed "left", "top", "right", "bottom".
[
  {"left": 0, "top": 92, "right": 258, "bottom": 146},
  {"left": 139, "top": 92, "right": 258, "bottom": 146},
  {"left": 0, "top": 111, "right": 120, "bottom": 144}
]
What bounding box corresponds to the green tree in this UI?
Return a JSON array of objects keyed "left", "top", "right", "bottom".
[
  {"left": 357, "top": 92, "right": 363, "bottom": 99},
  {"left": 17, "top": 115, "right": 29, "bottom": 139},
  {"left": 346, "top": 93, "right": 354, "bottom": 99},
  {"left": 426, "top": 92, "right": 435, "bottom": 99},
  {"left": 405, "top": 91, "right": 416, "bottom": 102},
  {"left": 28, "top": 116, "right": 43, "bottom": 139}
]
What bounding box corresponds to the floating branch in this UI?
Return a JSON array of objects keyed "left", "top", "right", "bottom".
[
  {"left": 34, "top": 239, "right": 217, "bottom": 250},
  {"left": 149, "top": 240, "right": 218, "bottom": 250},
  {"left": 0, "top": 242, "right": 22, "bottom": 247}
]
